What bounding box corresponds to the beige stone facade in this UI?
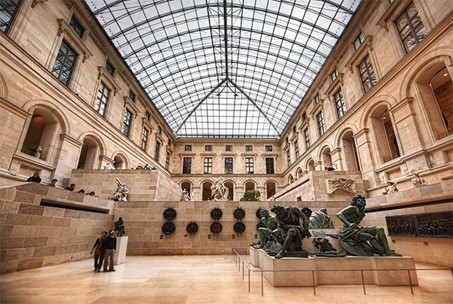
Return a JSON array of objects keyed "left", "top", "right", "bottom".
[{"left": 0, "top": 0, "right": 452, "bottom": 273}]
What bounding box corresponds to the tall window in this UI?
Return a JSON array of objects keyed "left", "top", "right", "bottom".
[
  {"left": 294, "top": 140, "right": 299, "bottom": 158},
  {"left": 140, "top": 128, "right": 148, "bottom": 150},
  {"left": 182, "top": 157, "right": 192, "bottom": 174},
  {"left": 317, "top": 111, "right": 325, "bottom": 136},
  {"left": 105, "top": 60, "right": 114, "bottom": 76},
  {"left": 224, "top": 157, "right": 233, "bottom": 174},
  {"left": 314, "top": 94, "right": 320, "bottom": 104},
  {"left": 358, "top": 55, "right": 377, "bottom": 93},
  {"left": 304, "top": 128, "right": 310, "bottom": 149},
  {"left": 353, "top": 31, "right": 365, "bottom": 50},
  {"left": 165, "top": 152, "right": 170, "bottom": 169},
  {"left": 144, "top": 111, "right": 151, "bottom": 121},
  {"left": 330, "top": 69, "right": 338, "bottom": 82},
  {"left": 334, "top": 89, "right": 346, "bottom": 118},
  {"left": 128, "top": 90, "right": 136, "bottom": 102},
  {"left": 0, "top": 0, "right": 21, "bottom": 33},
  {"left": 286, "top": 149, "right": 291, "bottom": 165},
  {"left": 266, "top": 158, "right": 274, "bottom": 174},
  {"left": 245, "top": 157, "right": 254, "bottom": 174},
  {"left": 396, "top": 2, "right": 427, "bottom": 53},
  {"left": 122, "top": 109, "right": 132, "bottom": 137},
  {"left": 69, "top": 16, "right": 84, "bottom": 38},
  {"left": 94, "top": 82, "right": 110, "bottom": 116},
  {"left": 204, "top": 157, "right": 213, "bottom": 174},
  {"left": 154, "top": 141, "right": 161, "bottom": 161},
  {"left": 52, "top": 41, "right": 77, "bottom": 86}
]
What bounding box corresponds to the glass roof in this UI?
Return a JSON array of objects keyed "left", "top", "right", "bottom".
[{"left": 85, "top": 0, "right": 361, "bottom": 138}]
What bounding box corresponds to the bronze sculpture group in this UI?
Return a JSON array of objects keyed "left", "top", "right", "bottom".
[{"left": 252, "top": 194, "right": 400, "bottom": 258}]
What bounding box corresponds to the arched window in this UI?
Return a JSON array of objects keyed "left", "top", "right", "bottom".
[
  {"left": 21, "top": 108, "right": 61, "bottom": 161},
  {"left": 321, "top": 147, "right": 332, "bottom": 169},
  {"left": 414, "top": 62, "right": 452, "bottom": 141},
  {"left": 296, "top": 167, "right": 303, "bottom": 179},
  {"left": 113, "top": 154, "right": 127, "bottom": 169},
  {"left": 288, "top": 175, "right": 294, "bottom": 184},
  {"left": 370, "top": 105, "right": 400, "bottom": 163},
  {"left": 307, "top": 159, "right": 315, "bottom": 172}
]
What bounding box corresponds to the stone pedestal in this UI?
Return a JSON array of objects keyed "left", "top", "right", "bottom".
[
  {"left": 255, "top": 248, "right": 418, "bottom": 287},
  {"left": 114, "top": 236, "right": 128, "bottom": 265},
  {"left": 249, "top": 246, "right": 260, "bottom": 267}
]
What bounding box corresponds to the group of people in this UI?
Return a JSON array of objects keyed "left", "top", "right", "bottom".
[{"left": 90, "top": 230, "right": 117, "bottom": 272}]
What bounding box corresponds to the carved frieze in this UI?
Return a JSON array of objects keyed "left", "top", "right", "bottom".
[
  {"left": 386, "top": 211, "right": 453, "bottom": 238},
  {"left": 326, "top": 178, "right": 357, "bottom": 195}
]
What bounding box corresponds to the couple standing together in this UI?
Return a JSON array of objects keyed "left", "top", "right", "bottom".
[{"left": 90, "top": 230, "right": 117, "bottom": 272}]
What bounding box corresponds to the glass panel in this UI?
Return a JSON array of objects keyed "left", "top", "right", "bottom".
[
  {"left": 0, "top": 0, "right": 21, "bottom": 33},
  {"left": 86, "top": 0, "right": 361, "bottom": 138}
]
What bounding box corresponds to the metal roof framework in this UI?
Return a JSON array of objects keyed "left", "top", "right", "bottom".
[{"left": 85, "top": 0, "right": 361, "bottom": 138}]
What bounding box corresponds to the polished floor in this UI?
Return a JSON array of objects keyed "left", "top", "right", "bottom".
[{"left": 1, "top": 255, "right": 452, "bottom": 304}]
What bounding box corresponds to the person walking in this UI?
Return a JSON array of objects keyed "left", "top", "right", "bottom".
[
  {"left": 103, "top": 230, "right": 117, "bottom": 272},
  {"left": 90, "top": 231, "right": 107, "bottom": 272}
]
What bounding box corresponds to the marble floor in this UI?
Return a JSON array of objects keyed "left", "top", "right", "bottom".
[{"left": 0, "top": 255, "right": 452, "bottom": 304}]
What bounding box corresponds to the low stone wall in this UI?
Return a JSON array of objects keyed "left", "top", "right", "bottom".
[
  {"left": 0, "top": 184, "right": 114, "bottom": 273},
  {"left": 69, "top": 169, "right": 181, "bottom": 201},
  {"left": 275, "top": 171, "right": 365, "bottom": 201}
]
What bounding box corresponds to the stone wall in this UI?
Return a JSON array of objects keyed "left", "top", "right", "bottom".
[
  {"left": 363, "top": 179, "right": 453, "bottom": 266},
  {"left": 0, "top": 184, "right": 114, "bottom": 273},
  {"left": 275, "top": 171, "right": 365, "bottom": 202},
  {"left": 113, "top": 199, "right": 348, "bottom": 256},
  {"left": 69, "top": 169, "right": 181, "bottom": 201}
]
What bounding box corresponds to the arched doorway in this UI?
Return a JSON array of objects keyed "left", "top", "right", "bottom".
[
  {"left": 341, "top": 130, "right": 360, "bottom": 171},
  {"left": 224, "top": 181, "right": 234, "bottom": 200},
  {"left": 181, "top": 181, "right": 192, "bottom": 197},
  {"left": 202, "top": 181, "right": 212, "bottom": 201},
  {"left": 245, "top": 181, "right": 255, "bottom": 191},
  {"left": 265, "top": 181, "right": 276, "bottom": 199}
]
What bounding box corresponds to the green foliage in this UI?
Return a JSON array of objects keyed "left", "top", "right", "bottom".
[{"left": 240, "top": 190, "right": 261, "bottom": 201}]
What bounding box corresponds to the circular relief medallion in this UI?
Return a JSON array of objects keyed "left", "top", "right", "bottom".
[
  {"left": 233, "top": 208, "right": 246, "bottom": 220},
  {"left": 210, "top": 208, "right": 223, "bottom": 220},
  {"left": 163, "top": 208, "right": 177, "bottom": 221},
  {"left": 210, "top": 222, "right": 223, "bottom": 234},
  {"left": 186, "top": 222, "right": 199, "bottom": 235},
  {"left": 162, "top": 222, "right": 176, "bottom": 235},
  {"left": 233, "top": 222, "right": 246, "bottom": 234}
]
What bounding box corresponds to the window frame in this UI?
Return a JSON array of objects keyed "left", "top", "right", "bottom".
[
  {"left": 182, "top": 157, "right": 192, "bottom": 174},
  {"left": 358, "top": 54, "right": 377, "bottom": 93},
  {"left": 224, "top": 157, "right": 233, "bottom": 174},
  {"left": 333, "top": 89, "right": 347, "bottom": 118},
  {"left": 93, "top": 81, "right": 110, "bottom": 116},
  {"left": 265, "top": 157, "right": 275, "bottom": 174},
  {"left": 245, "top": 157, "right": 254, "bottom": 174},
  {"left": 203, "top": 157, "right": 213, "bottom": 174}
]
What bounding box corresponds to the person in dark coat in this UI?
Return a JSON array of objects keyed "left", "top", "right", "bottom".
[
  {"left": 103, "top": 230, "right": 117, "bottom": 272},
  {"left": 90, "top": 231, "right": 107, "bottom": 272}
]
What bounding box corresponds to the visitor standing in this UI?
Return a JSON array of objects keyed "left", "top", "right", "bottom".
[
  {"left": 103, "top": 230, "right": 117, "bottom": 272},
  {"left": 90, "top": 231, "right": 107, "bottom": 272}
]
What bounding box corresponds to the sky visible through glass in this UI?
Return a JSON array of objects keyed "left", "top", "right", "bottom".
[{"left": 86, "top": 0, "right": 361, "bottom": 138}]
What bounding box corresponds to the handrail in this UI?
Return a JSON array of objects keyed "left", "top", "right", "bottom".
[{"left": 231, "top": 248, "right": 453, "bottom": 296}]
